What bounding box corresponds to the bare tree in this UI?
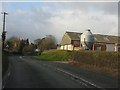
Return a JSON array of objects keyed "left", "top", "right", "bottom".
[
  {"left": 34, "top": 35, "right": 57, "bottom": 54},
  {"left": 5, "top": 36, "right": 20, "bottom": 52},
  {"left": 22, "top": 43, "right": 36, "bottom": 55},
  {"left": 5, "top": 36, "right": 30, "bottom": 54},
  {"left": 45, "top": 35, "right": 56, "bottom": 50}
]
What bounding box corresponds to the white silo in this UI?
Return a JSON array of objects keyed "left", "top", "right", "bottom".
[{"left": 81, "top": 29, "right": 94, "bottom": 50}]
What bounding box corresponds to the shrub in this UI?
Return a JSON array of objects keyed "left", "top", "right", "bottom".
[
  {"left": 71, "top": 50, "right": 119, "bottom": 76},
  {"left": 35, "top": 50, "right": 119, "bottom": 76}
]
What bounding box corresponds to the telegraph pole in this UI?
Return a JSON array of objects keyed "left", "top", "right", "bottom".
[{"left": 1, "top": 12, "right": 8, "bottom": 51}]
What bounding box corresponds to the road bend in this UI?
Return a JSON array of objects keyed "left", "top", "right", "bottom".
[{"left": 3, "top": 56, "right": 118, "bottom": 88}]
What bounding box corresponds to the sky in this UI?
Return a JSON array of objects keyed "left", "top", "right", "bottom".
[{"left": 0, "top": 0, "right": 119, "bottom": 43}]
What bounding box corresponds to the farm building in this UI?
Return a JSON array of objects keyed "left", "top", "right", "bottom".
[
  {"left": 59, "top": 31, "right": 82, "bottom": 51},
  {"left": 58, "top": 31, "right": 120, "bottom": 52},
  {"left": 93, "top": 34, "right": 120, "bottom": 51}
]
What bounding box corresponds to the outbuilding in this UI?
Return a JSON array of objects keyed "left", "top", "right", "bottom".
[{"left": 58, "top": 31, "right": 120, "bottom": 52}]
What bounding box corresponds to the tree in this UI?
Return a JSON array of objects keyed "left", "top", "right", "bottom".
[
  {"left": 18, "top": 39, "right": 26, "bottom": 54},
  {"left": 34, "top": 35, "right": 57, "bottom": 54},
  {"left": 5, "top": 36, "right": 20, "bottom": 52},
  {"left": 26, "top": 38, "right": 29, "bottom": 45},
  {"left": 5, "top": 36, "right": 30, "bottom": 54},
  {"left": 45, "top": 35, "right": 56, "bottom": 49},
  {"left": 18, "top": 39, "right": 30, "bottom": 54},
  {"left": 22, "top": 44, "right": 36, "bottom": 55}
]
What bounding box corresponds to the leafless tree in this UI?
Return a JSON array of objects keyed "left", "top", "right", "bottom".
[{"left": 34, "top": 35, "right": 57, "bottom": 54}]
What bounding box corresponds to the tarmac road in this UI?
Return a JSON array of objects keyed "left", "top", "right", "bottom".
[
  {"left": 3, "top": 56, "right": 118, "bottom": 88},
  {"left": 0, "top": 48, "right": 2, "bottom": 89}
]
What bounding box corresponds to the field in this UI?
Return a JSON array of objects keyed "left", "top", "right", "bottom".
[{"left": 35, "top": 50, "right": 119, "bottom": 77}]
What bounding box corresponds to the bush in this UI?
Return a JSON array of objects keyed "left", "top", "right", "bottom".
[
  {"left": 71, "top": 50, "right": 119, "bottom": 76},
  {"left": 35, "top": 50, "right": 119, "bottom": 76},
  {"left": 22, "top": 45, "right": 35, "bottom": 55},
  {"left": 71, "top": 51, "right": 118, "bottom": 66}
]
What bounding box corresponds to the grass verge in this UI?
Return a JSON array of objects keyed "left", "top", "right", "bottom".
[
  {"left": 70, "top": 50, "right": 119, "bottom": 77},
  {"left": 35, "top": 50, "right": 119, "bottom": 77},
  {"left": 34, "top": 50, "right": 71, "bottom": 61}
]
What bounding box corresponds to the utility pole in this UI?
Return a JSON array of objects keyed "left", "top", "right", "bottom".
[{"left": 1, "top": 12, "right": 8, "bottom": 51}]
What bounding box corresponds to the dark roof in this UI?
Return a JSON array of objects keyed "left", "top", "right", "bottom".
[
  {"left": 66, "top": 31, "right": 82, "bottom": 40},
  {"left": 66, "top": 31, "right": 120, "bottom": 44},
  {"left": 94, "top": 34, "right": 120, "bottom": 44}
]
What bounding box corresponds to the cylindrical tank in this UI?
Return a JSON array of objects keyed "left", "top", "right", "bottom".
[{"left": 81, "top": 29, "right": 94, "bottom": 50}]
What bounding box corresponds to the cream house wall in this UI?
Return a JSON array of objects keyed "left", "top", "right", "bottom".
[{"left": 61, "top": 33, "right": 71, "bottom": 45}]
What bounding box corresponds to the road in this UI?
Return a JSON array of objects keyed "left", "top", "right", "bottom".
[
  {"left": 3, "top": 56, "right": 118, "bottom": 88},
  {"left": 0, "top": 48, "right": 2, "bottom": 89}
]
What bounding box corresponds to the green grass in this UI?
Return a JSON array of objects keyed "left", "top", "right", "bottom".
[
  {"left": 35, "top": 50, "right": 119, "bottom": 77},
  {"left": 35, "top": 50, "right": 71, "bottom": 61}
]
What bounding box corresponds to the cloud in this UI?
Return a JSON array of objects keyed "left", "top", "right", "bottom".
[
  {"left": 3, "top": 2, "right": 118, "bottom": 43},
  {"left": 6, "top": 5, "right": 53, "bottom": 42},
  {"left": 48, "top": 9, "right": 118, "bottom": 38},
  {"left": 52, "top": 2, "right": 118, "bottom": 15},
  {"left": 16, "top": 9, "right": 28, "bottom": 15}
]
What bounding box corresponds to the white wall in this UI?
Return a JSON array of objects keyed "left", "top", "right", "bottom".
[
  {"left": 60, "top": 44, "right": 80, "bottom": 51},
  {"left": 115, "top": 46, "right": 120, "bottom": 52},
  {"left": 59, "top": 45, "right": 74, "bottom": 50},
  {"left": 115, "top": 46, "right": 118, "bottom": 51},
  {"left": 64, "top": 45, "right": 68, "bottom": 50},
  {"left": 106, "top": 44, "right": 115, "bottom": 51},
  {"left": 74, "top": 47, "right": 80, "bottom": 50},
  {"left": 60, "top": 46, "right": 64, "bottom": 50},
  {"left": 68, "top": 45, "right": 74, "bottom": 50}
]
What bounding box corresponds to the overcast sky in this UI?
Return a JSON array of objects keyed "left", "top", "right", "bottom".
[{"left": 0, "top": 0, "right": 119, "bottom": 43}]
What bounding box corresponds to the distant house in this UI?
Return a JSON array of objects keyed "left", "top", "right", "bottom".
[
  {"left": 60, "top": 31, "right": 82, "bottom": 51},
  {"left": 58, "top": 31, "right": 120, "bottom": 52}
]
